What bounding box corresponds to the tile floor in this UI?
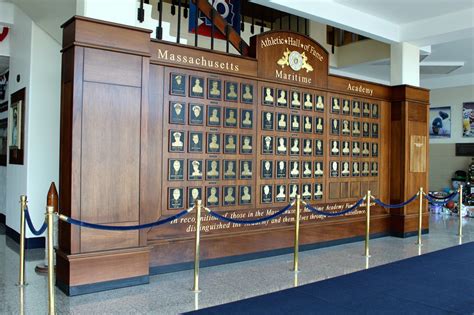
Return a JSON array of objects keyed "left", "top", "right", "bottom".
[{"left": 0, "top": 213, "right": 473, "bottom": 314}]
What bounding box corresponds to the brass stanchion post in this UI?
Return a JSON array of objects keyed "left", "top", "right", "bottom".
[
  {"left": 365, "top": 191, "right": 371, "bottom": 257},
  {"left": 293, "top": 195, "right": 301, "bottom": 272},
  {"left": 417, "top": 187, "right": 423, "bottom": 245},
  {"left": 18, "top": 195, "right": 27, "bottom": 286},
  {"left": 458, "top": 185, "right": 463, "bottom": 237},
  {"left": 47, "top": 206, "right": 55, "bottom": 315},
  {"left": 193, "top": 200, "right": 202, "bottom": 292}
]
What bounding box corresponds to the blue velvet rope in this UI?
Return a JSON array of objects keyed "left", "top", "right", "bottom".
[
  {"left": 424, "top": 192, "right": 458, "bottom": 205},
  {"left": 304, "top": 198, "right": 365, "bottom": 217},
  {"left": 373, "top": 193, "right": 419, "bottom": 209},
  {"left": 24, "top": 207, "right": 48, "bottom": 236},
  {"left": 426, "top": 191, "right": 458, "bottom": 200},
  {"left": 63, "top": 208, "right": 191, "bottom": 231},
  {"left": 205, "top": 202, "right": 293, "bottom": 225}
]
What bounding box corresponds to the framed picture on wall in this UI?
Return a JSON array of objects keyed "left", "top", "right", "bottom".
[
  {"left": 0, "top": 118, "right": 7, "bottom": 166},
  {"left": 462, "top": 102, "right": 474, "bottom": 137},
  {"left": 9, "top": 88, "right": 25, "bottom": 165},
  {"left": 429, "top": 106, "right": 451, "bottom": 138}
]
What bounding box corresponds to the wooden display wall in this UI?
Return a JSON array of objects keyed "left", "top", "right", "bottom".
[{"left": 57, "top": 17, "right": 430, "bottom": 296}]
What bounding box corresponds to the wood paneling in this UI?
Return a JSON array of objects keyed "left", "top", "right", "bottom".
[{"left": 81, "top": 222, "right": 139, "bottom": 252}]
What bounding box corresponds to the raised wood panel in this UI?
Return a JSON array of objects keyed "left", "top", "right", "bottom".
[
  {"left": 329, "top": 182, "right": 340, "bottom": 199},
  {"left": 350, "top": 182, "right": 361, "bottom": 198},
  {"left": 84, "top": 48, "right": 142, "bottom": 87},
  {"left": 409, "top": 135, "right": 427, "bottom": 173},
  {"left": 408, "top": 103, "right": 427, "bottom": 122},
  {"left": 81, "top": 82, "right": 140, "bottom": 223},
  {"left": 81, "top": 222, "right": 139, "bottom": 252},
  {"left": 341, "top": 182, "right": 349, "bottom": 198}
]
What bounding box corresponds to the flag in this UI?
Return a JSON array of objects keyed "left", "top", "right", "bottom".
[{"left": 189, "top": 0, "right": 241, "bottom": 39}]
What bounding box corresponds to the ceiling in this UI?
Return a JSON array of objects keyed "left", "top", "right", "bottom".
[{"left": 252, "top": 0, "right": 474, "bottom": 89}]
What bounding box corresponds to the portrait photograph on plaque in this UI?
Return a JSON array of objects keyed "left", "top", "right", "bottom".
[
  {"left": 189, "top": 103, "right": 204, "bottom": 125},
  {"left": 241, "top": 109, "right": 253, "bottom": 129},
  {"left": 352, "top": 162, "right": 360, "bottom": 176},
  {"left": 363, "top": 102, "right": 371, "bottom": 117},
  {"left": 314, "top": 161, "right": 324, "bottom": 178},
  {"left": 330, "top": 161, "right": 339, "bottom": 177},
  {"left": 223, "top": 160, "right": 237, "bottom": 180},
  {"left": 261, "top": 160, "right": 273, "bottom": 179},
  {"left": 225, "top": 81, "right": 239, "bottom": 102},
  {"left": 206, "top": 160, "right": 220, "bottom": 180},
  {"left": 188, "top": 187, "right": 202, "bottom": 208},
  {"left": 362, "top": 142, "right": 370, "bottom": 157},
  {"left": 352, "top": 100, "right": 361, "bottom": 117},
  {"left": 169, "top": 188, "right": 184, "bottom": 209},
  {"left": 262, "top": 135, "right": 274, "bottom": 154},
  {"left": 302, "top": 184, "right": 312, "bottom": 200},
  {"left": 276, "top": 136, "right": 288, "bottom": 155},
  {"left": 342, "top": 99, "right": 350, "bottom": 115},
  {"left": 207, "top": 132, "right": 221, "bottom": 153},
  {"left": 189, "top": 76, "right": 205, "bottom": 98},
  {"left": 276, "top": 112, "right": 288, "bottom": 131},
  {"left": 240, "top": 160, "right": 253, "bottom": 179},
  {"left": 314, "top": 183, "right": 323, "bottom": 200},
  {"left": 362, "top": 162, "right": 370, "bottom": 177},
  {"left": 372, "top": 103, "right": 379, "bottom": 118},
  {"left": 240, "top": 135, "right": 253, "bottom": 154},
  {"left": 303, "top": 116, "right": 312, "bottom": 133},
  {"left": 169, "top": 130, "right": 185, "bottom": 152},
  {"left": 302, "top": 138, "right": 313, "bottom": 156},
  {"left": 342, "top": 141, "right": 350, "bottom": 156},
  {"left": 372, "top": 162, "right": 379, "bottom": 176},
  {"left": 261, "top": 185, "right": 273, "bottom": 204},
  {"left": 208, "top": 78, "right": 222, "bottom": 100},
  {"left": 223, "top": 186, "right": 237, "bottom": 206},
  {"left": 341, "top": 161, "right": 350, "bottom": 177},
  {"left": 224, "top": 134, "right": 237, "bottom": 154},
  {"left": 289, "top": 184, "right": 299, "bottom": 200},
  {"left": 352, "top": 141, "right": 361, "bottom": 157},
  {"left": 239, "top": 185, "right": 252, "bottom": 205},
  {"left": 342, "top": 120, "right": 351, "bottom": 136},
  {"left": 262, "top": 87, "right": 274, "bottom": 106},
  {"left": 169, "top": 101, "right": 185, "bottom": 124},
  {"left": 290, "top": 114, "right": 301, "bottom": 132},
  {"left": 352, "top": 121, "right": 361, "bottom": 137},
  {"left": 331, "top": 118, "right": 339, "bottom": 135},
  {"left": 363, "top": 122, "right": 370, "bottom": 137},
  {"left": 168, "top": 159, "right": 184, "bottom": 181},
  {"left": 207, "top": 105, "right": 221, "bottom": 126},
  {"left": 275, "top": 184, "right": 287, "bottom": 202},
  {"left": 276, "top": 160, "right": 287, "bottom": 178},
  {"left": 331, "top": 97, "right": 340, "bottom": 113},
  {"left": 302, "top": 161, "right": 312, "bottom": 178},
  {"left": 206, "top": 186, "right": 220, "bottom": 206},
  {"left": 315, "top": 95, "right": 324, "bottom": 112},
  {"left": 224, "top": 107, "right": 238, "bottom": 127},
  {"left": 188, "top": 159, "right": 203, "bottom": 180},
  {"left": 290, "top": 91, "right": 301, "bottom": 109},
  {"left": 188, "top": 132, "right": 203, "bottom": 153},
  {"left": 372, "top": 123, "right": 379, "bottom": 138},
  {"left": 170, "top": 73, "right": 186, "bottom": 96},
  {"left": 330, "top": 140, "right": 340, "bottom": 156},
  {"left": 315, "top": 117, "right": 324, "bottom": 134},
  {"left": 315, "top": 139, "right": 324, "bottom": 156},
  {"left": 241, "top": 83, "right": 254, "bottom": 104},
  {"left": 290, "top": 137, "right": 300, "bottom": 156},
  {"left": 289, "top": 160, "right": 300, "bottom": 179},
  {"left": 303, "top": 93, "right": 313, "bottom": 110},
  {"left": 372, "top": 143, "right": 379, "bottom": 157},
  {"left": 262, "top": 111, "right": 274, "bottom": 130},
  {"left": 276, "top": 89, "right": 287, "bottom": 107}
]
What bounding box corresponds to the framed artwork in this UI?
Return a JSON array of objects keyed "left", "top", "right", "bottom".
[
  {"left": 207, "top": 105, "right": 221, "bottom": 126},
  {"left": 240, "top": 109, "right": 253, "bottom": 129},
  {"left": 429, "top": 106, "right": 451, "bottom": 138},
  {"left": 262, "top": 87, "right": 275, "bottom": 106},
  {"left": 206, "top": 186, "right": 220, "bottom": 206},
  {"left": 342, "top": 99, "right": 350, "bottom": 115},
  {"left": 0, "top": 118, "right": 7, "bottom": 166},
  {"left": 223, "top": 186, "right": 237, "bottom": 206},
  {"left": 224, "top": 107, "right": 238, "bottom": 128},
  {"left": 225, "top": 81, "right": 239, "bottom": 102},
  {"left": 290, "top": 91, "right": 301, "bottom": 109},
  {"left": 188, "top": 159, "right": 203, "bottom": 180},
  {"left": 208, "top": 78, "right": 222, "bottom": 100},
  {"left": 315, "top": 95, "right": 324, "bottom": 112},
  {"left": 9, "top": 88, "right": 25, "bottom": 165},
  {"left": 303, "top": 93, "right": 313, "bottom": 110},
  {"left": 462, "top": 103, "right": 474, "bottom": 137},
  {"left": 241, "top": 83, "right": 254, "bottom": 104},
  {"left": 239, "top": 185, "right": 252, "bottom": 205},
  {"left": 262, "top": 111, "right": 274, "bottom": 130},
  {"left": 188, "top": 132, "right": 203, "bottom": 153},
  {"left": 262, "top": 135, "right": 274, "bottom": 154},
  {"left": 169, "top": 188, "right": 184, "bottom": 209},
  {"left": 170, "top": 73, "right": 186, "bottom": 96},
  {"left": 261, "top": 185, "right": 273, "bottom": 204},
  {"left": 189, "top": 76, "right": 205, "bottom": 98},
  {"left": 276, "top": 89, "right": 287, "bottom": 107},
  {"left": 189, "top": 103, "right": 204, "bottom": 125},
  {"left": 169, "top": 130, "right": 185, "bottom": 152},
  {"left": 188, "top": 187, "right": 202, "bottom": 208},
  {"left": 169, "top": 101, "right": 185, "bottom": 124},
  {"left": 168, "top": 159, "right": 184, "bottom": 181}
]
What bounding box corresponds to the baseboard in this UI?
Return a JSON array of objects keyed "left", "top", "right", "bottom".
[
  {"left": 57, "top": 275, "right": 149, "bottom": 296},
  {"left": 5, "top": 224, "right": 45, "bottom": 249},
  {"left": 391, "top": 229, "right": 429, "bottom": 238},
  {"left": 150, "top": 232, "right": 389, "bottom": 275},
  {"left": 0, "top": 213, "right": 5, "bottom": 224}
]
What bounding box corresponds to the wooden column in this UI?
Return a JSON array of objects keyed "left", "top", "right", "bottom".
[
  {"left": 390, "top": 85, "right": 430, "bottom": 237},
  {"left": 57, "top": 16, "right": 152, "bottom": 296}
]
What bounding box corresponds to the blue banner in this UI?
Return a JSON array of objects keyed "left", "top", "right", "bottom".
[{"left": 189, "top": 0, "right": 241, "bottom": 39}]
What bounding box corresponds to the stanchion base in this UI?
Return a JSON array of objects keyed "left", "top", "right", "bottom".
[
  {"left": 15, "top": 283, "right": 28, "bottom": 287},
  {"left": 291, "top": 269, "right": 301, "bottom": 273},
  {"left": 415, "top": 243, "right": 423, "bottom": 246},
  {"left": 364, "top": 255, "right": 371, "bottom": 258},
  {"left": 192, "top": 289, "right": 202, "bottom": 293},
  {"left": 35, "top": 264, "right": 49, "bottom": 274}
]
